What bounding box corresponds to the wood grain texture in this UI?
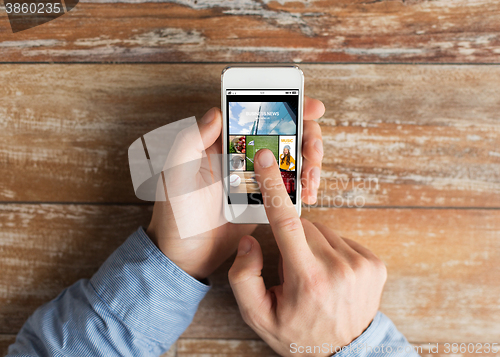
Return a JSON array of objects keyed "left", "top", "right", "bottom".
[
  {"left": 0, "top": 204, "right": 152, "bottom": 334},
  {"left": 186, "top": 208, "right": 500, "bottom": 342},
  {"left": 1, "top": 64, "right": 499, "bottom": 206},
  {"left": 177, "top": 338, "right": 278, "bottom": 356},
  {"left": 1, "top": 0, "right": 500, "bottom": 63},
  {"left": 3, "top": 335, "right": 500, "bottom": 357},
  {"left": 176, "top": 339, "right": 500, "bottom": 357},
  {"left": 1, "top": 204, "right": 499, "bottom": 343},
  {"left": 0, "top": 335, "right": 16, "bottom": 356},
  {"left": 0, "top": 335, "right": 177, "bottom": 356}
]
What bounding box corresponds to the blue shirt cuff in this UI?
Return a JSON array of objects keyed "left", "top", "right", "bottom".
[
  {"left": 334, "top": 311, "right": 418, "bottom": 357},
  {"left": 90, "top": 226, "right": 211, "bottom": 342}
]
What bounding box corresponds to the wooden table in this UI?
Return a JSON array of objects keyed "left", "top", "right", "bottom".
[{"left": 1, "top": 1, "right": 500, "bottom": 356}]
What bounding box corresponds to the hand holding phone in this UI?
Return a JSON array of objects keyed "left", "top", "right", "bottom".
[{"left": 146, "top": 81, "right": 325, "bottom": 279}]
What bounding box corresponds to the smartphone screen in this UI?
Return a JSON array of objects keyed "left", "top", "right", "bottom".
[{"left": 226, "top": 89, "right": 299, "bottom": 205}]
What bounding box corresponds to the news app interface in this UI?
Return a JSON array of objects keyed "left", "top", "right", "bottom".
[{"left": 226, "top": 89, "right": 299, "bottom": 204}]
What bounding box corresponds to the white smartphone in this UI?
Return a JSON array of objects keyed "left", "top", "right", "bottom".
[{"left": 221, "top": 65, "right": 304, "bottom": 224}]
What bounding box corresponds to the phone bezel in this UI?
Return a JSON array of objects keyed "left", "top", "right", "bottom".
[{"left": 221, "top": 65, "right": 304, "bottom": 224}]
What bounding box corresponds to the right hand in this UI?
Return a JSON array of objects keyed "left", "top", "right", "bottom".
[{"left": 228, "top": 149, "right": 388, "bottom": 356}]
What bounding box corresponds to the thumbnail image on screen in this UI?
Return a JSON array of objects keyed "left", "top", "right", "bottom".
[{"left": 226, "top": 90, "right": 299, "bottom": 204}]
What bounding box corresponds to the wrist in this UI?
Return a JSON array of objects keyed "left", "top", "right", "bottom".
[
  {"left": 146, "top": 223, "right": 213, "bottom": 282},
  {"left": 332, "top": 313, "right": 382, "bottom": 357}
]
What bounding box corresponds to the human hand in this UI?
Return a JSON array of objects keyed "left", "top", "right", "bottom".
[
  {"left": 228, "top": 149, "right": 387, "bottom": 356},
  {"left": 147, "top": 96, "right": 325, "bottom": 280}
]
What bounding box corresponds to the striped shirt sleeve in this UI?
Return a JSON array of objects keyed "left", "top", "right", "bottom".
[
  {"left": 334, "top": 311, "right": 421, "bottom": 357},
  {"left": 8, "top": 226, "right": 417, "bottom": 357},
  {"left": 7, "top": 226, "right": 211, "bottom": 357}
]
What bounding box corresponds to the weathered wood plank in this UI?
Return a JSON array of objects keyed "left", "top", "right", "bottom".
[
  {"left": 3, "top": 334, "right": 500, "bottom": 357},
  {"left": 0, "top": 334, "right": 177, "bottom": 356},
  {"left": 1, "top": 1, "right": 500, "bottom": 63},
  {"left": 1, "top": 204, "right": 499, "bottom": 342},
  {"left": 0, "top": 204, "right": 153, "bottom": 334},
  {"left": 185, "top": 208, "right": 500, "bottom": 342},
  {"left": 177, "top": 338, "right": 278, "bottom": 357},
  {"left": 0, "top": 335, "right": 16, "bottom": 356},
  {"left": 1, "top": 64, "right": 499, "bottom": 206},
  {"left": 176, "top": 339, "right": 500, "bottom": 357}
]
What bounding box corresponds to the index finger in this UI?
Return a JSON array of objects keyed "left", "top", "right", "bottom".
[{"left": 254, "top": 148, "right": 312, "bottom": 264}]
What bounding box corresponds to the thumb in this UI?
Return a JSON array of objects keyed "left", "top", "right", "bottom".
[
  {"left": 228, "top": 235, "right": 273, "bottom": 330},
  {"left": 162, "top": 108, "right": 221, "bottom": 194},
  {"left": 166, "top": 107, "right": 222, "bottom": 169}
]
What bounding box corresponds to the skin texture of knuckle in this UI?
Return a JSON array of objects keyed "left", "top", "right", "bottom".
[
  {"left": 367, "top": 254, "right": 386, "bottom": 275},
  {"left": 352, "top": 254, "right": 371, "bottom": 272},
  {"left": 336, "top": 261, "right": 357, "bottom": 285},
  {"left": 301, "top": 268, "right": 329, "bottom": 297},
  {"left": 275, "top": 216, "right": 303, "bottom": 234}
]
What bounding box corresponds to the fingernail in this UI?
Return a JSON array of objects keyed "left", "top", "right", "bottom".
[
  {"left": 237, "top": 236, "right": 253, "bottom": 256},
  {"left": 202, "top": 108, "right": 216, "bottom": 124},
  {"left": 314, "top": 139, "right": 323, "bottom": 156},
  {"left": 258, "top": 149, "right": 275, "bottom": 168},
  {"left": 311, "top": 166, "right": 321, "bottom": 189}
]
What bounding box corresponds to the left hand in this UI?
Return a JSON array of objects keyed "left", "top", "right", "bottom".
[{"left": 146, "top": 96, "right": 325, "bottom": 280}]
